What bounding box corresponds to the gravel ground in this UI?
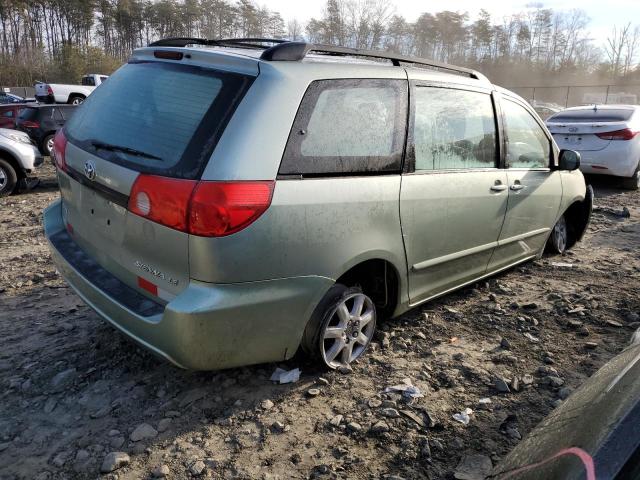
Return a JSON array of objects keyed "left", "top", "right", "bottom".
[{"left": 1, "top": 164, "right": 639, "bottom": 480}]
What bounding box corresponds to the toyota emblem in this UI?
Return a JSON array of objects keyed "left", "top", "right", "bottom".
[
  {"left": 84, "top": 160, "right": 96, "bottom": 180},
  {"left": 568, "top": 127, "right": 578, "bottom": 133}
]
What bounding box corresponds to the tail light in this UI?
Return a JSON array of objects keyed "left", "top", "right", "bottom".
[
  {"left": 128, "top": 175, "right": 275, "bottom": 237},
  {"left": 52, "top": 129, "right": 68, "bottom": 171},
  {"left": 21, "top": 120, "right": 39, "bottom": 128},
  {"left": 595, "top": 128, "right": 639, "bottom": 141},
  {"left": 47, "top": 85, "right": 54, "bottom": 95}
]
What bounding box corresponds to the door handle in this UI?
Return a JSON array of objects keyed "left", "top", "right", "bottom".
[
  {"left": 490, "top": 183, "right": 507, "bottom": 192},
  {"left": 510, "top": 184, "right": 525, "bottom": 191}
]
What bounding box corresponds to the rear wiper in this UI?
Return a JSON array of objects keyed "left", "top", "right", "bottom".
[{"left": 91, "top": 140, "right": 162, "bottom": 161}]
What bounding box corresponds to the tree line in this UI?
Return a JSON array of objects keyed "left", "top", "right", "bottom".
[{"left": 1, "top": 0, "right": 639, "bottom": 87}]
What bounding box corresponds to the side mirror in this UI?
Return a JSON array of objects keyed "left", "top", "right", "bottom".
[{"left": 559, "top": 149, "right": 581, "bottom": 171}]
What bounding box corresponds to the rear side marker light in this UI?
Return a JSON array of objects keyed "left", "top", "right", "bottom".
[
  {"left": 127, "top": 175, "right": 275, "bottom": 237},
  {"left": 595, "top": 128, "right": 639, "bottom": 141},
  {"left": 21, "top": 120, "right": 39, "bottom": 128}
]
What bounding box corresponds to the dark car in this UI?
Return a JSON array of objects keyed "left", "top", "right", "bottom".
[
  {"left": 0, "top": 92, "right": 25, "bottom": 104},
  {"left": 0, "top": 103, "right": 33, "bottom": 130},
  {"left": 16, "top": 104, "right": 76, "bottom": 156},
  {"left": 491, "top": 336, "right": 640, "bottom": 480}
]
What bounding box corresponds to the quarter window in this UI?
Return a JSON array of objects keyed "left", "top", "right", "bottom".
[
  {"left": 279, "top": 79, "right": 407, "bottom": 176},
  {"left": 412, "top": 87, "right": 497, "bottom": 171},
  {"left": 1, "top": 110, "right": 13, "bottom": 118},
  {"left": 503, "top": 99, "right": 550, "bottom": 168}
]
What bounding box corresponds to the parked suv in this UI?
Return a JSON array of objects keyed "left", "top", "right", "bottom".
[
  {"left": 0, "top": 103, "right": 32, "bottom": 129},
  {"left": 16, "top": 104, "right": 76, "bottom": 156},
  {"left": 44, "top": 39, "right": 592, "bottom": 371},
  {"left": 0, "top": 128, "right": 44, "bottom": 196}
]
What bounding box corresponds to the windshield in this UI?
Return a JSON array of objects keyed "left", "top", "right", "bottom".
[
  {"left": 65, "top": 61, "right": 254, "bottom": 179},
  {"left": 548, "top": 108, "right": 634, "bottom": 123}
]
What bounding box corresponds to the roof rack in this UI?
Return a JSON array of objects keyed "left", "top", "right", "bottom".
[{"left": 148, "top": 38, "right": 486, "bottom": 81}]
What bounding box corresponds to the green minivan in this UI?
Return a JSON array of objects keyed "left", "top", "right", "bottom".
[{"left": 44, "top": 39, "right": 592, "bottom": 371}]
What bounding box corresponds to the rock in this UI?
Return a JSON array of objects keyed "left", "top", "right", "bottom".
[
  {"left": 179, "top": 387, "right": 209, "bottom": 408},
  {"left": 329, "top": 414, "right": 343, "bottom": 427},
  {"left": 382, "top": 408, "right": 400, "bottom": 418},
  {"left": 75, "top": 449, "right": 90, "bottom": 462},
  {"left": 558, "top": 387, "right": 572, "bottom": 400},
  {"left": 52, "top": 451, "right": 68, "bottom": 467},
  {"left": 100, "top": 452, "right": 130, "bottom": 473},
  {"left": 110, "top": 437, "right": 125, "bottom": 449},
  {"left": 585, "top": 342, "right": 598, "bottom": 350},
  {"left": 606, "top": 320, "right": 623, "bottom": 328},
  {"left": 543, "top": 356, "right": 555, "bottom": 365},
  {"left": 347, "top": 421, "right": 362, "bottom": 433},
  {"left": 510, "top": 376, "right": 520, "bottom": 392},
  {"left": 400, "top": 410, "right": 425, "bottom": 427},
  {"left": 538, "top": 366, "right": 559, "bottom": 376},
  {"left": 578, "top": 326, "right": 591, "bottom": 337},
  {"left": 307, "top": 388, "right": 321, "bottom": 397},
  {"left": 494, "top": 377, "right": 511, "bottom": 393},
  {"left": 371, "top": 421, "right": 390, "bottom": 433},
  {"left": 152, "top": 464, "right": 170, "bottom": 478},
  {"left": 521, "top": 374, "right": 534, "bottom": 386},
  {"left": 260, "top": 399, "right": 274, "bottom": 410},
  {"left": 271, "top": 421, "right": 286, "bottom": 433},
  {"left": 522, "top": 302, "right": 538, "bottom": 310},
  {"left": 50, "top": 368, "right": 77, "bottom": 392},
  {"left": 189, "top": 460, "right": 206, "bottom": 476},
  {"left": 43, "top": 397, "right": 57, "bottom": 414},
  {"left": 368, "top": 398, "right": 382, "bottom": 408},
  {"left": 317, "top": 377, "right": 330, "bottom": 386},
  {"left": 454, "top": 453, "right": 492, "bottom": 480},
  {"left": 130, "top": 423, "right": 158, "bottom": 442},
  {"left": 500, "top": 337, "right": 511, "bottom": 349},
  {"left": 567, "top": 319, "right": 583, "bottom": 329},
  {"left": 523, "top": 332, "right": 539, "bottom": 343},
  {"left": 337, "top": 365, "right": 353, "bottom": 374},
  {"left": 157, "top": 418, "right": 172, "bottom": 433},
  {"left": 430, "top": 439, "right": 444, "bottom": 452},
  {"left": 546, "top": 376, "right": 565, "bottom": 388}
]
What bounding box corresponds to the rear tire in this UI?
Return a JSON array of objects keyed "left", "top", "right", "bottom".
[
  {"left": 0, "top": 158, "right": 18, "bottom": 197},
  {"left": 547, "top": 214, "right": 569, "bottom": 254},
  {"left": 302, "top": 285, "right": 377, "bottom": 370},
  {"left": 42, "top": 134, "right": 54, "bottom": 157},
  {"left": 68, "top": 95, "right": 85, "bottom": 105},
  {"left": 621, "top": 166, "right": 640, "bottom": 190}
]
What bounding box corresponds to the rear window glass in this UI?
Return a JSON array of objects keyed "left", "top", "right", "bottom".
[
  {"left": 18, "top": 107, "right": 38, "bottom": 121},
  {"left": 548, "top": 109, "right": 634, "bottom": 123},
  {"left": 65, "top": 62, "right": 254, "bottom": 179},
  {"left": 279, "top": 79, "right": 407, "bottom": 176}
]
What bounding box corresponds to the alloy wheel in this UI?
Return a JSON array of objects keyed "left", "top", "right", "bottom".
[
  {"left": 321, "top": 292, "right": 376, "bottom": 369},
  {"left": 552, "top": 215, "right": 568, "bottom": 253},
  {"left": 0, "top": 167, "right": 6, "bottom": 190}
]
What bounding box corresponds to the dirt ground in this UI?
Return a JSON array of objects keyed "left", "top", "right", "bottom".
[{"left": 1, "top": 164, "right": 639, "bottom": 480}]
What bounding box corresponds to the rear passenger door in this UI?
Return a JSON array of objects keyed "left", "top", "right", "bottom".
[
  {"left": 400, "top": 82, "right": 509, "bottom": 305},
  {"left": 488, "top": 95, "right": 562, "bottom": 271}
]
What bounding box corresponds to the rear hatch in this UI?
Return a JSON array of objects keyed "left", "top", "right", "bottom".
[
  {"left": 57, "top": 58, "right": 255, "bottom": 302},
  {"left": 34, "top": 83, "right": 52, "bottom": 100},
  {"left": 546, "top": 107, "right": 635, "bottom": 152}
]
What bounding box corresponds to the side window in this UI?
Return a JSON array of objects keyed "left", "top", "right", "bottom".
[
  {"left": 1, "top": 110, "right": 14, "bottom": 118},
  {"left": 503, "top": 99, "right": 550, "bottom": 168},
  {"left": 53, "top": 108, "right": 64, "bottom": 121},
  {"left": 412, "top": 87, "right": 497, "bottom": 171},
  {"left": 279, "top": 79, "right": 407, "bottom": 176}
]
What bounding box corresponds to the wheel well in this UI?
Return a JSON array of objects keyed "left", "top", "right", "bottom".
[
  {"left": 563, "top": 186, "right": 593, "bottom": 249},
  {"left": 0, "top": 149, "right": 24, "bottom": 179},
  {"left": 336, "top": 259, "right": 399, "bottom": 319},
  {"left": 69, "top": 93, "right": 86, "bottom": 99}
]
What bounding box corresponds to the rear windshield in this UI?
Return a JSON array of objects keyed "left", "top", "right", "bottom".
[
  {"left": 18, "top": 107, "right": 38, "bottom": 121},
  {"left": 65, "top": 61, "right": 254, "bottom": 179},
  {"left": 548, "top": 108, "right": 634, "bottom": 123}
]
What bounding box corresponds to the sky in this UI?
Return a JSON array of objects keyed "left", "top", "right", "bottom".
[{"left": 260, "top": 0, "right": 640, "bottom": 46}]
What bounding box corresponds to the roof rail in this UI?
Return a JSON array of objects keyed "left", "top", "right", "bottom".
[
  {"left": 148, "top": 38, "right": 487, "bottom": 81},
  {"left": 261, "top": 42, "right": 486, "bottom": 81}
]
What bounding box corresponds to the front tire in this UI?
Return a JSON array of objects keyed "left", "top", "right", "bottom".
[
  {"left": 621, "top": 166, "right": 640, "bottom": 190},
  {"left": 547, "top": 215, "right": 569, "bottom": 254},
  {"left": 0, "top": 158, "right": 18, "bottom": 197},
  {"left": 302, "top": 285, "right": 377, "bottom": 370}
]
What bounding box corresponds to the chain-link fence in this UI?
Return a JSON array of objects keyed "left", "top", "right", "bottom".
[{"left": 508, "top": 84, "right": 640, "bottom": 110}]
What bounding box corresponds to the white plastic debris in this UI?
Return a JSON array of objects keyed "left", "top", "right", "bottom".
[
  {"left": 452, "top": 407, "right": 473, "bottom": 425},
  {"left": 478, "top": 398, "right": 492, "bottom": 405},
  {"left": 383, "top": 378, "right": 424, "bottom": 399},
  {"left": 270, "top": 367, "right": 301, "bottom": 384},
  {"left": 551, "top": 262, "right": 574, "bottom": 268}
]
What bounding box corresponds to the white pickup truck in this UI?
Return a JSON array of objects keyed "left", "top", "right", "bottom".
[{"left": 34, "top": 74, "right": 109, "bottom": 105}]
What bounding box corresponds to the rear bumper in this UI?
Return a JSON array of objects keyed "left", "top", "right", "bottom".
[
  {"left": 44, "top": 199, "right": 332, "bottom": 370},
  {"left": 578, "top": 145, "right": 639, "bottom": 178}
]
